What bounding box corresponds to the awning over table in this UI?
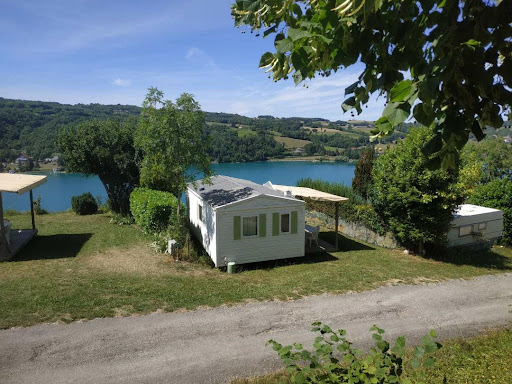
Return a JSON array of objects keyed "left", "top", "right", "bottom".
[
  {"left": 268, "top": 182, "right": 348, "bottom": 250},
  {"left": 0, "top": 174, "right": 47, "bottom": 195},
  {"left": 0, "top": 173, "right": 48, "bottom": 260},
  {"left": 271, "top": 185, "right": 349, "bottom": 203}
]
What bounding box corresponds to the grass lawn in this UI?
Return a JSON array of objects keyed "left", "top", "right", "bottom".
[
  {"left": 1, "top": 212, "right": 511, "bottom": 329},
  {"left": 231, "top": 328, "right": 512, "bottom": 384}
]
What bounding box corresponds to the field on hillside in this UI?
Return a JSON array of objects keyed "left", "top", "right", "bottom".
[{"left": 274, "top": 136, "right": 311, "bottom": 148}]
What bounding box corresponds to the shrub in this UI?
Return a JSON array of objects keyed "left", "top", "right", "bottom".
[
  {"left": 129, "top": 187, "right": 181, "bottom": 233},
  {"left": 352, "top": 146, "right": 375, "bottom": 199},
  {"left": 372, "top": 127, "right": 462, "bottom": 253},
  {"left": 71, "top": 192, "right": 98, "bottom": 215},
  {"left": 269, "top": 322, "right": 441, "bottom": 384},
  {"left": 469, "top": 178, "right": 512, "bottom": 245},
  {"left": 33, "top": 196, "right": 48, "bottom": 215}
]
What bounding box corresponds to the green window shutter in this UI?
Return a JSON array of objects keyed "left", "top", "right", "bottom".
[
  {"left": 233, "top": 216, "right": 241, "bottom": 240},
  {"left": 291, "top": 211, "right": 298, "bottom": 234},
  {"left": 259, "top": 214, "right": 266, "bottom": 237},
  {"left": 272, "top": 212, "right": 279, "bottom": 236}
]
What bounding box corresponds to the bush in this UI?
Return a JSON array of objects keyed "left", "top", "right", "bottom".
[
  {"left": 269, "top": 322, "right": 441, "bottom": 383},
  {"left": 469, "top": 178, "right": 512, "bottom": 245},
  {"left": 33, "top": 196, "right": 48, "bottom": 215},
  {"left": 372, "top": 127, "right": 462, "bottom": 253},
  {"left": 130, "top": 187, "right": 181, "bottom": 233},
  {"left": 71, "top": 192, "right": 98, "bottom": 215}
]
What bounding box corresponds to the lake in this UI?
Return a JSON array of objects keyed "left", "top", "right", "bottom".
[{"left": 3, "top": 161, "right": 355, "bottom": 213}]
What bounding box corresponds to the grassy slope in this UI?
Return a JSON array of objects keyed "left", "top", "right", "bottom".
[
  {"left": 231, "top": 329, "right": 512, "bottom": 384},
  {"left": 1, "top": 212, "right": 511, "bottom": 329},
  {"left": 274, "top": 136, "right": 311, "bottom": 148}
]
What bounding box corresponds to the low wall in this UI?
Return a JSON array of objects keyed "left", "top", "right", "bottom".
[{"left": 306, "top": 210, "right": 398, "bottom": 249}]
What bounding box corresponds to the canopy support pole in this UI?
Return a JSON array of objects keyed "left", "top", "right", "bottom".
[
  {"left": 30, "top": 190, "right": 35, "bottom": 230},
  {"left": 335, "top": 202, "right": 339, "bottom": 251},
  {"left": 0, "top": 192, "right": 12, "bottom": 260}
]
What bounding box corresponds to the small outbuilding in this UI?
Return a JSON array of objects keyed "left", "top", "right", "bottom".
[
  {"left": 448, "top": 204, "right": 503, "bottom": 248},
  {"left": 187, "top": 175, "right": 305, "bottom": 267}
]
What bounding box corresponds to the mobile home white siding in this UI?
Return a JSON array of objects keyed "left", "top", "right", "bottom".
[
  {"left": 187, "top": 189, "right": 217, "bottom": 261},
  {"left": 215, "top": 195, "right": 305, "bottom": 267},
  {"left": 448, "top": 204, "right": 503, "bottom": 247}
]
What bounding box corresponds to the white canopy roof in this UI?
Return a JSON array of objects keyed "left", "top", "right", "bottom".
[
  {"left": 0, "top": 174, "right": 47, "bottom": 195},
  {"left": 270, "top": 184, "right": 349, "bottom": 203}
]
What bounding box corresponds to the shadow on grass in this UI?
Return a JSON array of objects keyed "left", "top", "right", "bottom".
[
  {"left": 319, "top": 231, "right": 375, "bottom": 252},
  {"left": 237, "top": 251, "right": 339, "bottom": 272},
  {"left": 12, "top": 233, "right": 93, "bottom": 261},
  {"left": 429, "top": 246, "right": 512, "bottom": 270}
]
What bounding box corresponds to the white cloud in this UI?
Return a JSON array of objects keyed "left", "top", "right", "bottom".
[
  {"left": 112, "top": 78, "right": 132, "bottom": 87},
  {"left": 185, "top": 47, "right": 217, "bottom": 69}
]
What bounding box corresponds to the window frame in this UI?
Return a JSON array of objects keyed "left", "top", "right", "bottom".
[
  {"left": 198, "top": 203, "right": 204, "bottom": 223},
  {"left": 242, "top": 215, "right": 258, "bottom": 238},
  {"left": 280, "top": 213, "right": 290, "bottom": 234},
  {"left": 459, "top": 224, "right": 473, "bottom": 237}
]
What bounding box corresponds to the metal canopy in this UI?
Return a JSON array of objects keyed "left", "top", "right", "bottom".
[
  {"left": 271, "top": 185, "right": 349, "bottom": 203},
  {"left": 270, "top": 184, "right": 348, "bottom": 251},
  {"left": 0, "top": 174, "right": 47, "bottom": 195}
]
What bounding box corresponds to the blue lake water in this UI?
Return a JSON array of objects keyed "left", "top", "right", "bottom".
[{"left": 3, "top": 161, "right": 355, "bottom": 213}]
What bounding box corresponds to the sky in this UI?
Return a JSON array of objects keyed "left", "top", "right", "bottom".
[{"left": 0, "top": 0, "right": 386, "bottom": 121}]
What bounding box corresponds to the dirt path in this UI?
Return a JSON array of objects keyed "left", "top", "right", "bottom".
[{"left": 1, "top": 273, "right": 511, "bottom": 384}]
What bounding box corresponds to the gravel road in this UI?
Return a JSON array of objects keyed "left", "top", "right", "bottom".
[{"left": 1, "top": 273, "right": 511, "bottom": 384}]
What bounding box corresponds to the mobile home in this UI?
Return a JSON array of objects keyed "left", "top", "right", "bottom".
[
  {"left": 448, "top": 204, "right": 503, "bottom": 248},
  {"left": 186, "top": 175, "right": 306, "bottom": 267}
]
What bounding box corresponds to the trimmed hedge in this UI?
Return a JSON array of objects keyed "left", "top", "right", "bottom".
[
  {"left": 130, "top": 187, "right": 180, "bottom": 233},
  {"left": 71, "top": 192, "right": 98, "bottom": 215}
]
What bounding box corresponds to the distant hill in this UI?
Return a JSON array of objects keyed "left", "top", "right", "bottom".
[{"left": 0, "top": 97, "right": 385, "bottom": 164}]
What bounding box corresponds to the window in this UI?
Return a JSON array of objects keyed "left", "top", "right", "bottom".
[
  {"left": 243, "top": 216, "right": 258, "bottom": 237},
  {"left": 478, "top": 222, "right": 487, "bottom": 230},
  {"left": 459, "top": 225, "right": 473, "bottom": 237},
  {"left": 198, "top": 203, "right": 204, "bottom": 222},
  {"left": 281, "top": 213, "right": 290, "bottom": 233}
]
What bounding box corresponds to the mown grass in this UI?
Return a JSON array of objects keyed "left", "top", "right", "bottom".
[
  {"left": 1, "top": 212, "right": 511, "bottom": 329},
  {"left": 274, "top": 136, "right": 312, "bottom": 148},
  {"left": 231, "top": 328, "right": 512, "bottom": 384}
]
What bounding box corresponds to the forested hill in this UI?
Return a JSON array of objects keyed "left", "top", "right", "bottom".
[{"left": 0, "top": 97, "right": 387, "bottom": 163}]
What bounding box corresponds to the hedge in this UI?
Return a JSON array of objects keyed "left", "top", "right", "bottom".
[
  {"left": 130, "top": 187, "right": 181, "bottom": 233},
  {"left": 71, "top": 192, "right": 98, "bottom": 215}
]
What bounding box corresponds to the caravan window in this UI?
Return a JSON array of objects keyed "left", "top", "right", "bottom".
[
  {"left": 198, "top": 204, "right": 204, "bottom": 222},
  {"left": 459, "top": 225, "right": 473, "bottom": 237},
  {"left": 478, "top": 222, "right": 487, "bottom": 230},
  {"left": 243, "top": 216, "right": 258, "bottom": 237}
]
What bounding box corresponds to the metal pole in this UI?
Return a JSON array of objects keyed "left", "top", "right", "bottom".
[
  {"left": 335, "top": 202, "right": 339, "bottom": 250},
  {"left": 30, "top": 190, "right": 35, "bottom": 230},
  {"left": 0, "top": 191, "right": 12, "bottom": 260}
]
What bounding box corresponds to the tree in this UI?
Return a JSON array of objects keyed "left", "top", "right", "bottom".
[
  {"left": 461, "top": 137, "right": 512, "bottom": 182},
  {"left": 352, "top": 146, "right": 375, "bottom": 199},
  {"left": 57, "top": 119, "right": 139, "bottom": 215},
  {"left": 232, "top": 0, "right": 511, "bottom": 169},
  {"left": 372, "top": 127, "right": 463, "bottom": 253},
  {"left": 135, "top": 88, "right": 212, "bottom": 214}
]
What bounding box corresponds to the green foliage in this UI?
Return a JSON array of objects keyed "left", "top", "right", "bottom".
[
  {"left": 461, "top": 138, "right": 512, "bottom": 183},
  {"left": 469, "top": 178, "right": 512, "bottom": 245},
  {"left": 268, "top": 322, "right": 441, "bottom": 384},
  {"left": 71, "top": 193, "right": 98, "bottom": 215},
  {"left": 372, "top": 127, "right": 463, "bottom": 251},
  {"left": 129, "top": 187, "right": 181, "bottom": 234},
  {"left": 352, "top": 146, "right": 375, "bottom": 199},
  {"left": 33, "top": 196, "right": 48, "bottom": 215},
  {"left": 297, "top": 178, "right": 385, "bottom": 235},
  {"left": 135, "top": 88, "right": 212, "bottom": 198},
  {"left": 57, "top": 119, "right": 139, "bottom": 215},
  {"left": 232, "top": 0, "right": 511, "bottom": 169}
]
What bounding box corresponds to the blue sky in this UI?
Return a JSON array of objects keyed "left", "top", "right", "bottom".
[{"left": 0, "top": 0, "right": 385, "bottom": 121}]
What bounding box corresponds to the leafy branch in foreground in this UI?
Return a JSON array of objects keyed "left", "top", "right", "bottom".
[
  {"left": 232, "top": 0, "right": 511, "bottom": 169},
  {"left": 268, "top": 322, "right": 441, "bottom": 383}
]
